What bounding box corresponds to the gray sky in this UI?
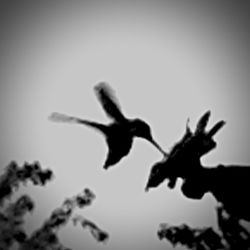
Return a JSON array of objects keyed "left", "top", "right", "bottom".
[{"left": 0, "top": 1, "right": 249, "bottom": 249}]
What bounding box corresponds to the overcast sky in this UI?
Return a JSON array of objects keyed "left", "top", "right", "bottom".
[{"left": 0, "top": 1, "right": 250, "bottom": 249}]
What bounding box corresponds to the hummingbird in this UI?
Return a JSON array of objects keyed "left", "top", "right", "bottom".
[{"left": 49, "top": 82, "right": 166, "bottom": 169}]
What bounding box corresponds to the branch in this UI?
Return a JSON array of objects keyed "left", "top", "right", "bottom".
[
  {"left": 0, "top": 161, "right": 53, "bottom": 206},
  {"left": 158, "top": 205, "right": 250, "bottom": 250},
  {"left": 145, "top": 111, "right": 225, "bottom": 191},
  {"left": 72, "top": 215, "right": 109, "bottom": 243},
  {"left": 21, "top": 188, "right": 96, "bottom": 250}
]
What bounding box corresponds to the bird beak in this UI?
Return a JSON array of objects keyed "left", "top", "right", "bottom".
[{"left": 149, "top": 138, "right": 168, "bottom": 157}]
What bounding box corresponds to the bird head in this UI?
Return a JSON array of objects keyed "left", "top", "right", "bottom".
[{"left": 131, "top": 119, "right": 167, "bottom": 156}]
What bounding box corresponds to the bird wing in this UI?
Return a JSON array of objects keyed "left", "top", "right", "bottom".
[{"left": 94, "top": 82, "right": 126, "bottom": 122}]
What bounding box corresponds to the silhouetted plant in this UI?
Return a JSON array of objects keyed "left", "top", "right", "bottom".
[
  {"left": 217, "top": 206, "right": 250, "bottom": 249},
  {"left": 145, "top": 111, "right": 225, "bottom": 191},
  {"left": 0, "top": 161, "right": 53, "bottom": 249},
  {"left": 72, "top": 215, "right": 109, "bottom": 243},
  {"left": 148, "top": 111, "right": 250, "bottom": 249},
  {"left": 0, "top": 161, "right": 53, "bottom": 206},
  {"left": 146, "top": 111, "right": 250, "bottom": 221},
  {"left": 0, "top": 161, "right": 109, "bottom": 250},
  {"left": 0, "top": 194, "right": 34, "bottom": 249},
  {"left": 19, "top": 188, "right": 97, "bottom": 250},
  {"left": 158, "top": 205, "right": 250, "bottom": 250}
]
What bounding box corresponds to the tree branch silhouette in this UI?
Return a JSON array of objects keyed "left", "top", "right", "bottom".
[
  {"left": 72, "top": 215, "right": 109, "bottom": 243},
  {"left": 158, "top": 205, "right": 250, "bottom": 250},
  {"left": 146, "top": 111, "right": 250, "bottom": 249},
  {"left": 0, "top": 161, "right": 109, "bottom": 250},
  {"left": 146, "top": 111, "right": 250, "bottom": 221},
  {"left": 0, "top": 161, "right": 53, "bottom": 206}
]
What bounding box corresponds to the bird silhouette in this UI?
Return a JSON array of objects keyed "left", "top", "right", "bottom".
[{"left": 49, "top": 82, "right": 166, "bottom": 169}]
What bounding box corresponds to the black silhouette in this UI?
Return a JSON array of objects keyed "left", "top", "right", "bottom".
[
  {"left": 0, "top": 161, "right": 53, "bottom": 206},
  {"left": 49, "top": 82, "right": 166, "bottom": 169},
  {"left": 72, "top": 215, "right": 109, "bottom": 243},
  {"left": 145, "top": 111, "right": 225, "bottom": 191},
  {"left": 181, "top": 164, "right": 250, "bottom": 221},
  {"left": 146, "top": 111, "right": 250, "bottom": 221},
  {"left": 217, "top": 205, "right": 250, "bottom": 249},
  {"left": 158, "top": 223, "right": 224, "bottom": 250},
  {"left": 20, "top": 188, "right": 101, "bottom": 250},
  {"left": 0, "top": 195, "right": 34, "bottom": 249},
  {"left": 158, "top": 205, "right": 250, "bottom": 250},
  {"left": 0, "top": 161, "right": 109, "bottom": 250},
  {"left": 0, "top": 161, "right": 53, "bottom": 249}
]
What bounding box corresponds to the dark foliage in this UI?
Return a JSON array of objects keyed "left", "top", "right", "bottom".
[
  {"left": 145, "top": 111, "right": 225, "bottom": 191},
  {"left": 0, "top": 195, "right": 34, "bottom": 249},
  {"left": 20, "top": 188, "right": 98, "bottom": 250},
  {"left": 0, "top": 161, "right": 108, "bottom": 250},
  {"left": 72, "top": 215, "right": 109, "bottom": 243},
  {"left": 0, "top": 161, "right": 53, "bottom": 250},
  {"left": 158, "top": 205, "right": 250, "bottom": 250},
  {"left": 0, "top": 161, "right": 53, "bottom": 206},
  {"left": 146, "top": 111, "right": 250, "bottom": 222}
]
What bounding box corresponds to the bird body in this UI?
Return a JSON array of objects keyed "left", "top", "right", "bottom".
[
  {"left": 103, "top": 122, "right": 133, "bottom": 168},
  {"left": 49, "top": 82, "right": 166, "bottom": 169}
]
